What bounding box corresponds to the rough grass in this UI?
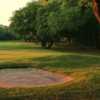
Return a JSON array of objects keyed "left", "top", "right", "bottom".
[{"left": 0, "top": 41, "right": 99, "bottom": 100}]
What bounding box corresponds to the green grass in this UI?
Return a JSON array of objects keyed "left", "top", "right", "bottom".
[
  {"left": 0, "top": 41, "right": 99, "bottom": 100},
  {"left": 30, "top": 54, "right": 100, "bottom": 70},
  {"left": 0, "top": 41, "right": 36, "bottom": 50}
]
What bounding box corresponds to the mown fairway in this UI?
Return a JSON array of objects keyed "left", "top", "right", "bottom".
[{"left": 0, "top": 41, "right": 99, "bottom": 100}]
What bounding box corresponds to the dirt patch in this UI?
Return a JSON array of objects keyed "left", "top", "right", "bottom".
[{"left": 0, "top": 68, "right": 73, "bottom": 88}]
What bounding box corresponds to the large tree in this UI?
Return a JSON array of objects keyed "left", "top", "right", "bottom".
[
  {"left": 0, "top": 25, "right": 16, "bottom": 40},
  {"left": 10, "top": 2, "right": 39, "bottom": 41},
  {"left": 10, "top": 0, "right": 100, "bottom": 49}
]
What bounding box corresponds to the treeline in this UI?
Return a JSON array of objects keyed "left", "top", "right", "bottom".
[
  {"left": 0, "top": 25, "right": 17, "bottom": 40},
  {"left": 10, "top": 0, "right": 100, "bottom": 49}
]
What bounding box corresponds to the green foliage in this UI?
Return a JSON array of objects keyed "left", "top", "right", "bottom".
[
  {"left": 59, "top": 0, "right": 100, "bottom": 47},
  {"left": 36, "top": 2, "right": 62, "bottom": 48},
  {"left": 0, "top": 25, "right": 16, "bottom": 40},
  {"left": 10, "top": 2, "right": 40, "bottom": 41},
  {"left": 10, "top": 0, "right": 100, "bottom": 48}
]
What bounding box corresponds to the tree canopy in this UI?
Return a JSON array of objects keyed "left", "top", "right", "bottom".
[
  {"left": 0, "top": 25, "right": 16, "bottom": 40},
  {"left": 10, "top": 0, "right": 100, "bottom": 49}
]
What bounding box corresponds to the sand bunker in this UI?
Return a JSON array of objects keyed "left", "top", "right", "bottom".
[{"left": 0, "top": 68, "right": 72, "bottom": 88}]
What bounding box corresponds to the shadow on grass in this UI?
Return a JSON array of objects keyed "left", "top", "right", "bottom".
[
  {"left": 0, "top": 54, "right": 100, "bottom": 70},
  {"left": 0, "top": 62, "right": 33, "bottom": 69},
  {"left": 31, "top": 54, "right": 100, "bottom": 69}
]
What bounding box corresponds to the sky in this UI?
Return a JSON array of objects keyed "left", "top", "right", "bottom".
[{"left": 0, "top": 0, "right": 36, "bottom": 26}]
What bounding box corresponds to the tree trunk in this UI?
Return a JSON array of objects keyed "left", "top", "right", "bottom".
[
  {"left": 41, "top": 41, "right": 53, "bottom": 49},
  {"left": 46, "top": 41, "right": 53, "bottom": 49},
  {"left": 41, "top": 41, "right": 47, "bottom": 48},
  {"left": 95, "top": 32, "right": 100, "bottom": 49},
  {"left": 93, "top": 0, "right": 100, "bottom": 23}
]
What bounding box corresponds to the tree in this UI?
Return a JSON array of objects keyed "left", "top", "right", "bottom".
[
  {"left": 36, "top": 5, "right": 57, "bottom": 48},
  {"left": 10, "top": 0, "right": 100, "bottom": 49},
  {"left": 36, "top": 1, "right": 68, "bottom": 48},
  {"left": 93, "top": 0, "right": 100, "bottom": 23},
  {"left": 59, "top": 0, "right": 100, "bottom": 48},
  {"left": 10, "top": 2, "right": 39, "bottom": 41},
  {"left": 0, "top": 25, "right": 16, "bottom": 40}
]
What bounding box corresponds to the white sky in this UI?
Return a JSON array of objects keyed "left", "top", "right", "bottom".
[{"left": 0, "top": 0, "right": 36, "bottom": 26}]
